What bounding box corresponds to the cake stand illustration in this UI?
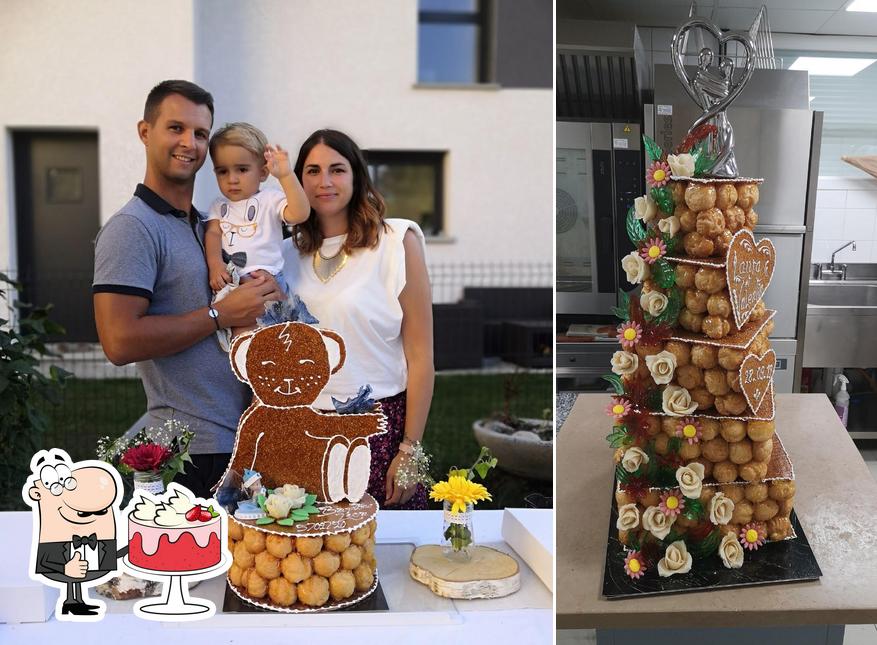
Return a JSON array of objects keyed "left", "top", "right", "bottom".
[{"left": 124, "top": 553, "right": 229, "bottom": 619}]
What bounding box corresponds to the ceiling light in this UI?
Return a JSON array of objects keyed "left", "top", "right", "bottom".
[
  {"left": 846, "top": 0, "right": 877, "bottom": 12},
  {"left": 789, "top": 57, "right": 876, "bottom": 76}
]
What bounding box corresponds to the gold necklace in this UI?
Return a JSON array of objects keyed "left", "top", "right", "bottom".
[{"left": 313, "top": 246, "right": 348, "bottom": 283}]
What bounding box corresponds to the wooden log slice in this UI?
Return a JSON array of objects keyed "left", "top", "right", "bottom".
[{"left": 409, "top": 544, "right": 521, "bottom": 599}]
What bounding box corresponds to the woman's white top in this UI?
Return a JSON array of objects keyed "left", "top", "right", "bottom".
[{"left": 281, "top": 219, "right": 426, "bottom": 411}]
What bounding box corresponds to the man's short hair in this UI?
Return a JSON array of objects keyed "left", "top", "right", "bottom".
[
  {"left": 209, "top": 122, "right": 268, "bottom": 160},
  {"left": 143, "top": 80, "right": 214, "bottom": 125}
]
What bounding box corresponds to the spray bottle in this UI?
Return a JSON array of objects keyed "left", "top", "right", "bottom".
[{"left": 834, "top": 374, "right": 850, "bottom": 428}]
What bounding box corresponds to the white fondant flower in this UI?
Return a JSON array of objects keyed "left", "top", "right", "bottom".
[
  {"left": 265, "top": 493, "right": 294, "bottom": 519},
  {"left": 657, "top": 540, "right": 693, "bottom": 577},
  {"left": 154, "top": 503, "right": 185, "bottom": 527},
  {"left": 709, "top": 492, "right": 735, "bottom": 525},
  {"left": 621, "top": 251, "right": 651, "bottom": 285},
  {"left": 634, "top": 194, "right": 658, "bottom": 224},
  {"left": 641, "top": 290, "right": 669, "bottom": 317},
  {"left": 658, "top": 215, "right": 681, "bottom": 238},
  {"left": 646, "top": 350, "right": 677, "bottom": 385},
  {"left": 719, "top": 532, "right": 744, "bottom": 569},
  {"left": 621, "top": 447, "right": 649, "bottom": 473},
  {"left": 611, "top": 350, "right": 639, "bottom": 377},
  {"left": 675, "top": 462, "right": 705, "bottom": 499},
  {"left": 642, "top": 505, "right": 676, "bottom": 540},
  {"left": 667, "top": 153, "right": 695, "bottom": 178},
  {"left": 616, "top": 503, "right": 640, "bottom": 531},
  {"left": 279, "top": 484, "right": 308, "bottom": 509},
  {"left": 662, "top": 385, "right": 698, "bottom": 416}
]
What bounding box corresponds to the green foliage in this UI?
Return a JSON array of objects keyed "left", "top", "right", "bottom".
[
  {"left": 606, "top": 426, "right": 630, "bottom": 449},
  {"left": 626, "top": 206, "right": 647, "bottom": 245},
  {"left": 683, "top": 498, "right": 704, "bottom": 521},
  {"left": 650, "top": 186, "right": 674, "bottom": 216},
  {"left": 691, "top": 529, "right": 723, "bottom": 560},
  {"left": 0, "top": 272, "right": 71, "bottom": 498},
  {"left": 642, "top": 135, "right": 663, "bottom": 164},
  {"left": 602, "top": 373, "right": 625, "bottom": 395},
  {"left": 662, "top": 232, "right": 680, "bottom": 256},
  {"left": 615, "top": 463, "right": 631, "bottom": 484},
  {"left": 668, "top": 436, "right": 682, "bottom": 454},
  {"left": 646, "top": 387, "right": 663, "bottom": 411},
  {"left": 611, "top": 290, "right": 630, "bottom": 321},
  {"left": 692, "top": 142, "right": 715, "bottom": 176},
  {"left": 651, "top": 258, "right": 676, "bottom": 289}
]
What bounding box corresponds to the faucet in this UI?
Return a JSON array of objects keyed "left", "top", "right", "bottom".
[
  {"left": 830, "top": 240, "right": 856, "bottom": 266},
  {"left": 820, "top": 240, "right": 856, "bottom": 280}
]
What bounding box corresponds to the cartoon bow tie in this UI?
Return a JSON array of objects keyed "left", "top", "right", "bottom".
[
  {"left": 222, "top": 249, "right": 247, "bottom": 268},
  {"left": 72, "top": 533, "right": 97, "bottom": 549}
]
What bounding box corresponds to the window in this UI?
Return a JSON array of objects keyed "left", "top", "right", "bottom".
[
  {"left": 365, "top": 151, "right": 444, "bottom": 237},
  {"left": 777, "top": 49, "right": 877, "bottom": 176},
  {"left": 417, "top": 0, "right": 489, "bottom": 84}
]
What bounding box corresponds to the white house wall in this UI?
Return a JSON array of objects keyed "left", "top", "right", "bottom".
[{"left": 2, "top": 0, "right": 551, "bottom": 281}]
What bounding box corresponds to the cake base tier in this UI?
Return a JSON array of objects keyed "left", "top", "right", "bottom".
[{"left": 226, "top": 571, "right": 380, "bottom": 613}]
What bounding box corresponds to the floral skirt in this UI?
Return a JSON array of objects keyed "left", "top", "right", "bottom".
[{"left": 367, "top": 390, "right": 428, "bottom": 510}]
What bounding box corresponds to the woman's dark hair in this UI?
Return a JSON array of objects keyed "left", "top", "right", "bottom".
[
  {"left": 293, "top": 129, "right": 386, "bottom": 255},
  {"left": 144, "top": 80, "right": 214, "bottom": 125}
]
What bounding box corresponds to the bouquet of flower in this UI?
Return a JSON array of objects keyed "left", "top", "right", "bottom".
[{"left": 96, "top": 419, "right": 194, "bottom": 486}]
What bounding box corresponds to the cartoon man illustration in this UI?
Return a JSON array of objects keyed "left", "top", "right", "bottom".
[{"left": 22, "top": 448, "right": 127, "bottom": 619}]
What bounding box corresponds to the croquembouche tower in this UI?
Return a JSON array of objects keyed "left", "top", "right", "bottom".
[{"left": 605, "top": 11, "right": 798, "bottom": 581}]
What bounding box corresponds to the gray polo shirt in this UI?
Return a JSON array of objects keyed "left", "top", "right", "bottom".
[{"left": 93, "top": 184, "right": 249, "bottom": 453}]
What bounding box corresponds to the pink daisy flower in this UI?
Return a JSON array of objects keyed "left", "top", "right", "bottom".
[
  {"left": 646, "top": 160, "right": 671, "bottom": 188},
  {"left": 659, "top": 490, "right": 685, "bottom": 517},
  {"left": 605, "top": 397, "right": 631, "bottom": 420},
  {"left": 675, "top": 417, "right": 703, "bottom": 445},
  {"left": 740, "top": 523, "right": 767, "bottom": 551},
  {"left": 624, "top": 551, "right": 647, "bottom": 579},
  {"left": 640, "top": 237, "right": 667, "bottom": 264},
  {"left": 616, "top": 321, "right": 642, "bottom": 350}
]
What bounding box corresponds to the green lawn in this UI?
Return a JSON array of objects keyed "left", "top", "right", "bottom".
[{"left": 4, "top": 372, "right": 552, "bottom": 511}]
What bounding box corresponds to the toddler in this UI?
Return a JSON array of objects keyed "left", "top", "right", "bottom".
[{"left": 205, "top": 122, "right": 310, "bottom": 347}]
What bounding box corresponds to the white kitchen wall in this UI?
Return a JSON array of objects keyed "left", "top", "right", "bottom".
[{"left": 813, "top": 176, "right": 877, "bottom": 263}]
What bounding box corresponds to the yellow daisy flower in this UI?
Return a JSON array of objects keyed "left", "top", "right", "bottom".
[{"left": 429, "top": 475, "right": 492, "bottom": 514}]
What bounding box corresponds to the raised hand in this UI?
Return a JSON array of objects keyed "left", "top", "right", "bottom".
[
  {"left": 264, "top": 144, "right": 292, "bottom": 179},
  {"left": 64, "top": 552, "right": 88, "bottom": 578}
]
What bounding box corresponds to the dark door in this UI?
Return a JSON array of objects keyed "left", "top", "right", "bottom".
[{"left": 13, "top": 131, "right": 99, "bottom": 342}]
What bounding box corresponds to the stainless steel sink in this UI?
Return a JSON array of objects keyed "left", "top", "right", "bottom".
[{"left": 804, "top": 275, "right": 877, "bottom": 367}]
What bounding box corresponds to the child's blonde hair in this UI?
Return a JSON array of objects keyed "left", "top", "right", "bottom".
[{"left": 209, "top": 122, "right": 268, "bottom": 159}]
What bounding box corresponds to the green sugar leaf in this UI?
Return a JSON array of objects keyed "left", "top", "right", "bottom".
[
  {"left": 626, "top": 206, "right": 647, "bottom": 245},
  {"left": 643, "top": 135, "right": 663, "bottom": 163},
  {"left": 650, "top": 186, "right": 674, "bottom": 216},
  {"left": 683, "top": 498, "right": 704, "bottom": 521},
  {"left": 255, "top": 517, "right": 275, "bottom": 525},
  {"left": 602, "top": 373, "right": 625, "bottom": 395},
  {"left": 652, "top": 258, "right": 676, "bottom": 289},
  {"left": 301, "top": 505, "right": 319, "bottom": 515},
  {"left": 305, "top": 494, "right": 317, "bottom": 506},
  {"left": 276, "top": 518, "right": 296, "bottom": 526}
]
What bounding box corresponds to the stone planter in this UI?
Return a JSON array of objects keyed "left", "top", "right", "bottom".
[{"left": 472, "top": 418, "right": 553, "bottom": 481}]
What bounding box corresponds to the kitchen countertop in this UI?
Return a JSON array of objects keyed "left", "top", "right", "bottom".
[
  {"left": 556, "top": 391, "right": 578, "bottom": 430},
  {"left": 556, "top": 393, "right": 877, "bottom": 630}
]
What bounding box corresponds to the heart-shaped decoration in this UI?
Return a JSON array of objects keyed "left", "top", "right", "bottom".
[
  {"left": 670, "top": 18, "right": 755, "bottom": 116},
  {"left": 726, "top": 229, "right": 775, "bottom": 329},
  {"left": 739, "top": 349, "right": 776, "bottom": 414}
]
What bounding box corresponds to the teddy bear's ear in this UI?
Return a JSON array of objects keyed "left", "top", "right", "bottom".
[
  {"left": 319, "top": 329, "right": 346, "bottom": 375},
  {"left": 230, "top": 330, "right": 258, "bottom": 383}
]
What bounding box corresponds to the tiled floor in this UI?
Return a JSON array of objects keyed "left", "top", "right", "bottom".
[{"left": 557, "top": 450, "right": 877, "bottom": 644}]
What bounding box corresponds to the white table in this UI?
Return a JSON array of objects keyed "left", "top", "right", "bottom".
[{"left": 1, "top": 509, "right": 552, "bottom": 644}]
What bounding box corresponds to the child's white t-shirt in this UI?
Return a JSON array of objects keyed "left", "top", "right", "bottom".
[{"left": 206, "top": 188, "right": 288, "bottom": 276}]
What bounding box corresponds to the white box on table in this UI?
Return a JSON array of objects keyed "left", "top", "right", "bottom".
[
  {"left": 501, "top": 508, "right": 553, "bottom": 591},
  {"left": 1, "top": 512, "right": 56, "bottom": 623}
]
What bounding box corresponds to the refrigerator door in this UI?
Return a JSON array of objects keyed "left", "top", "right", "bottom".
[{"left": 759, "top": 230, "right": 804, "bottom": 339}]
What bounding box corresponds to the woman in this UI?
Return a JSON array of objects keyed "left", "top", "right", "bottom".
[{"left": 281, "top": 129, "right": 434, "bottom": 509}]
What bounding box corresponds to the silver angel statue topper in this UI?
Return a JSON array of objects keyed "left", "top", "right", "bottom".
[{"left": 670, "top": 10, "right": 764, "bottom": 177}]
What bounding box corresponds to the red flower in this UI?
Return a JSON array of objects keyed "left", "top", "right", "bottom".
[
  {"left": 121, "top": 444, "right": 172, "bottom": 472},
  {"left": 620, "top": 475, "right": 651, "bottom": 502}
]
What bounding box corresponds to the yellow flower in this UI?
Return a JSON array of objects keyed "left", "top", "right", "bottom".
[{"left": 429, "top": 475, "right": 492, "bottom": 514}]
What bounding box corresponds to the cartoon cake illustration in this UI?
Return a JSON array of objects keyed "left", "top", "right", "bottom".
[{"left": 219, "top": 320, "right": 386, "bottom": 611}]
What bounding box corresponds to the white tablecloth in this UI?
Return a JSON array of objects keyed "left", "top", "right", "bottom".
[{"left": 1, "top": 509, "right": 553, "bottom": 644}]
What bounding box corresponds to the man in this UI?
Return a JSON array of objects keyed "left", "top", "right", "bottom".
[
  {"left": 93, "top": 81, "right": 283, "bottom": 497},
  {"left": 24, "top": 449, "right": 127, "bottom": 618}
]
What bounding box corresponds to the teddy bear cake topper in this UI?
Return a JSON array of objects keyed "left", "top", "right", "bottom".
[{"left": 670, "top": 7, "right": 766, "bottom": 177}]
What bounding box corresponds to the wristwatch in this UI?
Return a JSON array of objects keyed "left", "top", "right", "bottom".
[{"left": 208, "top": 306, "right": 221, "bottom": 330}]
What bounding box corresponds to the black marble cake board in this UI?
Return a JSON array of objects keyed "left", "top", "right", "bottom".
[
  {"left": 223, "top": 580, "right": 388, "bottom": 613},
  {"left": 602, "top": 489, "right": 822, "bottom": 599}
]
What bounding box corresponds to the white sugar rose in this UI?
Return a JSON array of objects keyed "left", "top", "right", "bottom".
[
  {"left": 646, "top": 350, "right": 677, "bottom": 385},
  {"left": 634, "top": 194, "right": 658, "bottom": 224},
  {"left": 642, "top": 505, "right": 676, "bottom": 540},
  {"left": 621, "top": 251, "right": 651, "bottom": 285},
  {"left": 640, "top": 290, "right": 669, "bottom": 317},
  {"left": 662, "top": 385, "right": 698, "bottom": 416},
  {"left": 658, "top": 214, "right": 681, "bottom": 237},
  {"left": 719, "top": 531, "right": 744, "bottom": 569},
  {"left": 621, "top": 447, "right": 649, "bottom": 473},
  {"left": 611, "top": 350, "right": 639, "bottom": 377},
  {"left": 675, "top": 462, "right": 705, "bottom": 499},
  {"left": 709, "top": 492, "right": 735, "bottom": 525},
  {"left": 616, "top": 503, "right": 640, "bottom": 531},
  {"left": 667, "top": 153, "right": 695, "bottom": 178},
  {"left": 265, "top": 493, "right": 294, "bottom": 519},
  {"left": 279, "top": 484, "right": 308, "bottom": 509},
  {"left": 658, "top": 540, "right": 693, "bottom": 577}
]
